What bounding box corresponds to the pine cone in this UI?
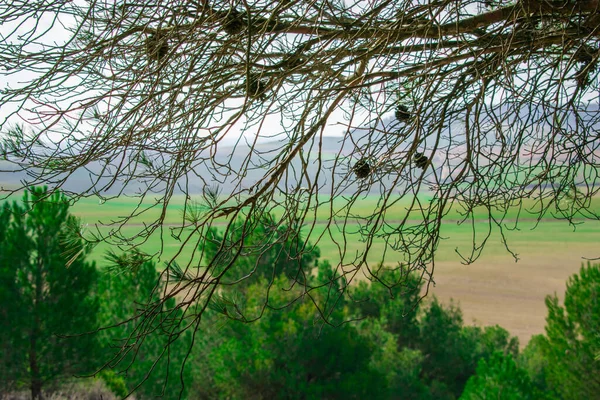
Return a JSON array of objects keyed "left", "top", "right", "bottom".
[
  {"left": 353, "top": 159, "right": 371, "bottom": 178},
  {"left": 223, "top": 10, "right": 245, "bottom": 35},
  {"left": 145, "top": 33, "right": 169, "bottom": 61},
  {"left": 414, "top": 152, "right": 429, "bottom": 169},
  {"left": 395, "top": 104, "right": 411, "bottom": 122}
]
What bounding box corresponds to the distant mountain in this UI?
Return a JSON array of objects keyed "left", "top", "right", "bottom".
[
  {"left": 0, "top": 134, "right": 363, "bottom": 196},
  {"left": 1, "top": 103, "right": 598, "bottom": 197}
]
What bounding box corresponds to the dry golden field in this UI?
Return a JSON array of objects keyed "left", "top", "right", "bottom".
[{"left": 426, "top": 242, "right": 596, "bottom": 345}]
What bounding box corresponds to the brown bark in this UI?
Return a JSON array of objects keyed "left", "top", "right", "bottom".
[
  {"left": 29, "top": 253, "right": 44, "bottom": 400},
  {"left": 29, "top": 323, "right": 43, "bottom": 400}
]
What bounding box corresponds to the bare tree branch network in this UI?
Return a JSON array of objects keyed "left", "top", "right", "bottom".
[{"left": 1, "top": 0, "right": 599, "bottom": 360}]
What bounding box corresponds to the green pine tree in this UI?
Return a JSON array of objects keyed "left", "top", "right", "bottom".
[
  {"left": 0, "top": 187, "right": 98, "bottom": 399},
  {"left": 461, "top": 352, "right": 540, "bottom": 400},
  {"left": 542, "top": 262, "right": 600, "bottom": 399},
  {"left": 96, "top": 253, "right": 193, "bottom": 399}
]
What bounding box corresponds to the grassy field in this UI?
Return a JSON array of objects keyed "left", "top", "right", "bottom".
[
  {"left": 6, "top": 191, "right": 600, "bottom": 345},
  {"left": 67, "top": 193, "right": 598, "bottom": 261}
]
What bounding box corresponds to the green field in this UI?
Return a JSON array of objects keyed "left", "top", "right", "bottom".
[{"left": 66, "top": 193, "right": 599, "bottom": 265}]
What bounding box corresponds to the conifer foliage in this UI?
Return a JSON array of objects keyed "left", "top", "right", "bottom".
[{"left": 0, "top": 187, "right": 98, "bottom": 399}]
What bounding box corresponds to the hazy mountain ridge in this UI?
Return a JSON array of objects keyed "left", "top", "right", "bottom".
[
  {"left": 1, "top": 103, "right": 599, "bottom": 196},
  {"left": 0, "top": 135, "right": 361, "bottom": 196}
]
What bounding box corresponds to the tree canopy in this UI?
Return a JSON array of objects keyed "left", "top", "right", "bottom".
[{"left": 0, "top": 0, "right": 599, "bottom": 345}]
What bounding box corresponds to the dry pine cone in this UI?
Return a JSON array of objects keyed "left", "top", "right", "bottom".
[
  {"left": 145, "top": 33, "right": 169, "bottom": 61},
  {"left": 414, "top": 152, "right": 429, "bottom": 169},
  {"left": 223, "top": 10, "right": 245, "bottom": 35},
  {"left": 395, "top": 104, "right": 411, "bottom": 122},
  {"left": 353, "top": 159, "right": 371, "bottom": 178}
]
